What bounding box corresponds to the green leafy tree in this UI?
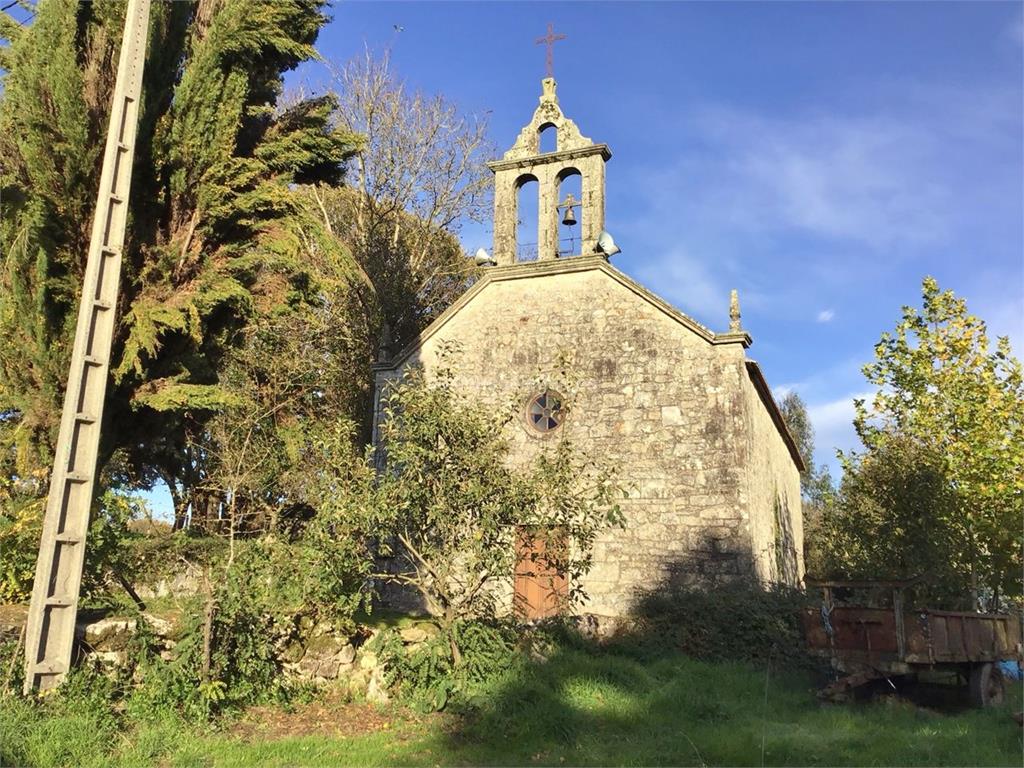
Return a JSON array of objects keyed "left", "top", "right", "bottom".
[
  {"left": 824, "top": 436, "right": 964, "bottom": 603},
  {"left": 826, "top": 277, "right": 1023, "bottom": 607},
  {"left": 370, "top": 364, "right": 623, "bottom": 662},
  {"left": 189, "top": 299, "right": 369, "bottom": 535},
  {"left": 777, "top": 391, "right": 836, "bottom": 575},
  {"left": 778, "top": 391, "right": 815, "bottom": 494},
  {"left": 0, "top": 0, "right": 357, "bottom": 527}
]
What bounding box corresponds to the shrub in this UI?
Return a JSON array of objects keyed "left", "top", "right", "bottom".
[
  {"left": 373, "top": 619, "right": 520, "bottom": 711},
  {"left": 628, "top": 580, "right": 814, "bottom": 669},
  {"left": 1, "top": 483, "right": 143, "bottom": 604},
  {"left": 370, "top": 363, "right": 622, "bottom": 656}
]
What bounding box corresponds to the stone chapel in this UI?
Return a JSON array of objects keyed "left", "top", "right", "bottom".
[{"left": 372, "top": 78, "right": 804, "bottom": 619}]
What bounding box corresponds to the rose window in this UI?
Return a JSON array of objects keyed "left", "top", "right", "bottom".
[{"left": 527, "top": 390, "right": 564, "bottom": 433}]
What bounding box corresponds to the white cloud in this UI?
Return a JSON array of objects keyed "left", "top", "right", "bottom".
[
  {"left": 628, "top": 245, "right": 730, "bottom": 326},
  {"left": 807, "top": 391, "right": 874, "bottom": 472},
  {"left": 769, "top": 370, "right": 876, "bottom": 473},
  {"left": 624, "top": 82, "right": 1019, "bottom": 266},
  {"left": 809, "top": 393, "right": 870, "bottom": 433},
  {"left": 772, "top": 384, "right": 794, "bottom": 400},
  {"left": 816, "top": 309, "right": 835, "bottom": 323},
  {"left": 1005, "top": 10, "right": 1024, "bottom": 47},
  {"left": 686, "top": 106, "right": 953, "bottom": 250}
]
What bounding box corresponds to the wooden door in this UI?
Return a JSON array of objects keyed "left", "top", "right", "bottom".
[{"left": 514, "top": 528, "right": 567, "bottom": 620}]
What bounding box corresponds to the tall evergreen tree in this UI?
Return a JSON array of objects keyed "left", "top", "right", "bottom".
[{"left": 0, "top": 0, "right": 356, "bottom": 523}]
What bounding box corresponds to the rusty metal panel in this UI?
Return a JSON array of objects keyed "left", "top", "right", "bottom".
[
  {"left": 804, "top": 582, "right": 1023, "bottom": 674},
  {"left": 930, "top": 615, "right": 949, "bottom": 659},
  {"left": 1003, "top": 616, "right": 1022, "bottom": 652},
  {"left": 944, "top": 615, "right": 965, "bottom": 660},
  {"left": 840, "top": 609, "right": 897, "bottom": 653},
  {"left": 904, "top": 614, "right": 930, "bottom": 658},
  {"left": 994, "top": 620, "right": 1008, "bottom": 652},
  {"left": 803, "top": 609, "right": 830, "bottom": 652},
  {"left": 963, "top": 618, "right": 995, "bottom": 658}
]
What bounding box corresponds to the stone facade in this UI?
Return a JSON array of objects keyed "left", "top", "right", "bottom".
[
  {"left": 371, "top": 79, "right": 804, "bottom": 618},
  {"left": 373, "top": 258, "right": 804, "bottom": 617}
]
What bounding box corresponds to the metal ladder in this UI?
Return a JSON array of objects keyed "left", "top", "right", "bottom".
[{"left": 23, "top": 0, "right": 151, "bottom": 693}]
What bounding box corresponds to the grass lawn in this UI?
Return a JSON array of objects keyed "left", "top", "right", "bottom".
[{"left": 4, "top": 644, "right": 1021, "bottom": 767}]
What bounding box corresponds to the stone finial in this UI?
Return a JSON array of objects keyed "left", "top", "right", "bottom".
[
  {"left": 729, "top": 289, "right": 742, "bottom": 332},
  {"left": 541, "top": 77, "right": 558, "bottom": 103}
]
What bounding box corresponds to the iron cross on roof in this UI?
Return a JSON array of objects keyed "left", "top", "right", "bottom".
[{"left": 535, "top": 22, "right": 566, "bottom": 79}]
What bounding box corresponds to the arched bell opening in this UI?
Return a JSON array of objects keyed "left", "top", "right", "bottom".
[
  {"left": 538, "top": 122, "right": 557, "bottom": 154},
  {"left": 515, "top": 173, "right": 539, "bottom": 262},
  {"left": 556, "top": 167, "right": 582, "bottom": 257}
]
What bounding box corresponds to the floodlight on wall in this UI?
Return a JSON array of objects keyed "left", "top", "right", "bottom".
[
  {"left": 595, "top": 230, "right": 621, "bottom": 257},
  {"left": 474, "top": 248, "right": 497, "bottom": 267}
]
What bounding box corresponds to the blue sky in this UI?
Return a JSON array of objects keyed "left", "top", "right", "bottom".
[
  {"left": 145, "top": 1, "right": 1023, "bottom": 516},
  {"left": 302, "top": 1, "right": 1022, "bottom": 477}
]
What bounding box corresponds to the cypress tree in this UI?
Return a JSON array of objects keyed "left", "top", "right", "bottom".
[{"left": 0, "top": 0, "right": 356, "bottom": 520}]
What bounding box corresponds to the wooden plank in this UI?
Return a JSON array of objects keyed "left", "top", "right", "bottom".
[
  {"left": 994, "top": 620, "right": 1009, "bottom": 654},
  {"left": 930, "top": 616, "right": 950, "bottom": 661},
  {"left": 22, "top": 0, "right": 151, "bottom": 694},
  {"left": 963, "top": 617, "right": 994, "bottom": 657},
  {"left": 928, "top": 609, "right": 1011, "bottom": 619},
  {"left": 944, "top": 615, "right": 965, "bottom": 661},
  {"left": 904, "top": 614, "right": 930, "bottom": 658},
  {"left": 805, "top": 578, "right": 921, "bottom": 589}
]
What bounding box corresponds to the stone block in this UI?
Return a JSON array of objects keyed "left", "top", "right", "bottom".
[
  {"left": 366, "top": 668, "right": 390, "bottom": 704},
  {"left": 399, "top": 626, "right": 430, "bottom": 644},
  {"left": 358, "top": 651, "right": 378, "bottom": 670},
  {"left": 82, "top": 618, "right": 136, "bottom": 651},
  {"left": 317, "top": 658, "right": 341, "bottom": 679},
  {"left": 338, "top": 643, "right": 357, "bottom": 665}
]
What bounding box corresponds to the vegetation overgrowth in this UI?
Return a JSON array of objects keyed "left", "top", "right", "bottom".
[
  {"left": 3, "top": 630, "right": 1021, "bottom": 767},
  {"left": 817, "top": 278, "right": 1023, "bottom": 610}
]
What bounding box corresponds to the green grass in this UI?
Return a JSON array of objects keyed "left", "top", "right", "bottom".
[{"left": 3, "top": 646, "right": 1021, "bottom": 767}]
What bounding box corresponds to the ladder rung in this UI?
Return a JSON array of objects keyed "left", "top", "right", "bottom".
[
  {"left": 31, "top": 662, "right": 67, "bottom": 675},
  {"left": 54, "top": 532, "right": 82, "bottom": 544},
  {"left": 65, "top": 472, "right": 91, "bottom": 483},
  {"left": 93, "top": 299, "right": 113, "bottom": 311},
  {"left": 117, "top": 142, "right": 129, "bottom": 151},
  {"left": 45, "top": 596, "right": 74, "bottom": 607},
  {"left": 109, "top": 194, "right": 124, "bottom": 204},
  {"left": 83, "top": 355, "right": 105, "bottom": 366},
  {"left": 74, "top": 412, "right": 98, "bottom": 424},
  {"left": 100, "top": 245, "right": 121, "bottom": 256}
]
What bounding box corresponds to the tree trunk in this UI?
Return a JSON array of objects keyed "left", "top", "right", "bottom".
[{"left": 201, "top": 573, "right": 216, "bottom": 683}]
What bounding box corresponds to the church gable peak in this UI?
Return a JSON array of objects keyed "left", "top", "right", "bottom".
[{"left": 502, "top": 78, "right": 596, "bottom": 161}]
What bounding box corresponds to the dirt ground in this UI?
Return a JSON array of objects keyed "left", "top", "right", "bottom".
[
  {"left": 0, "top": 603, "right": 27, "bottom": 628},
  {"left": 229, "top": 689, "right": 443, "bottom": 742}
]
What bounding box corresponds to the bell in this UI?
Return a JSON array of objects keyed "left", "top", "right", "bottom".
[{"left": 561, "top": 206, "right": 577, "bottom": 227}]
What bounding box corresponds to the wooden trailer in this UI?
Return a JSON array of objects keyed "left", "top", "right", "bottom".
[{"left": 803, "top": 579, "right": 1023, "bottom": 707}]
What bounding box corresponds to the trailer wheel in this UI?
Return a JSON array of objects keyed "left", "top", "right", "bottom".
[{"left": 968, "top": 663, "right": 1005, "bottom": 708}]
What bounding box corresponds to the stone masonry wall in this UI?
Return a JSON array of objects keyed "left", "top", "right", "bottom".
[
  {"left": 740, "top": 368, "right": 805, "bottom": 585},
  {"left": 374, "top": 258, "right": 800, "bottom": 616}
]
